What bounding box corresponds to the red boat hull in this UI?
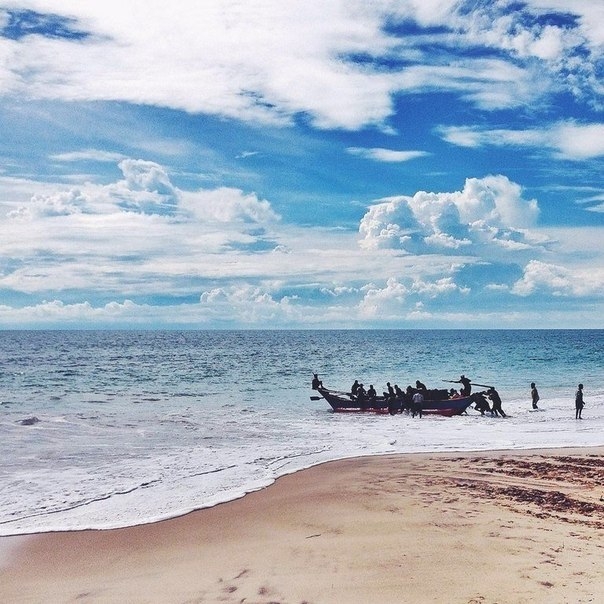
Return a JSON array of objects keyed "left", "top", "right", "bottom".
[{"left": 315, "top": 387, "right": 472, "bottom": 417}]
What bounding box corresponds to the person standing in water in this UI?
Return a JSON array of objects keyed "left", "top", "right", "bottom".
[
  {"left": 411, "top": 390, "right": 424, "bottom": 418},
  {"left": 488, "top": 387, "right": 506, "bottom": 417},
  {"left": 530, "top": 382, "right": 540, "bottom": 410},
  {"left": 575, "top": 383, "right": 584, "bottom": 419}
]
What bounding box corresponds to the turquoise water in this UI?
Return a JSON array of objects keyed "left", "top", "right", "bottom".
[{"left": 0, "top": 329, "right": 602, "bottom": 535}]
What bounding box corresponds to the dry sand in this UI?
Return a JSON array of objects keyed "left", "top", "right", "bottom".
[{"left": 1, "top": 447, "right": 603, "bottom": 603}]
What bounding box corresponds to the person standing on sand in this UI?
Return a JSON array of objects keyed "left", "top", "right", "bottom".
[
  {"left": 531, "top": 382, "right": 539, "bottom": 409},
  {"left": 575, "top": 383, "right": 584, "bottom": 419}
]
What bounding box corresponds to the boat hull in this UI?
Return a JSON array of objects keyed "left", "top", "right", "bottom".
[{"left": 316, "top": 387, "right": 472, "bottom": 417}]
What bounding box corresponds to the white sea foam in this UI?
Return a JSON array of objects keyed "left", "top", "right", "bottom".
[{"left": 0, "top": 330, "right": 602, "bottom": 535}]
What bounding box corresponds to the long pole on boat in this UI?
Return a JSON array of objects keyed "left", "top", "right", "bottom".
[{"left": 443, "top": 380, "right": 493, "bottom": 389}]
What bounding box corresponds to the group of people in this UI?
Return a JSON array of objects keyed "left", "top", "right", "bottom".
[
  {"left": 313, "top": 373, "right": 589, "bottom": 419},
  {"left": 347, "top": 374, "right": 507, "bottom": 418},
  {"left": 470, "top": 388, "right": 506, "bottom": 417},
  {"left": 529, "top": 381, "right": 586, "bottom": 418},
  {"left": 350, "top": 379, "right": 438, "bottom": 416}
]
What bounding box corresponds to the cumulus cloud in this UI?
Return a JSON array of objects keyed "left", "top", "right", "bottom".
[
  {"left": 439, "top": 121, "right": 604, "bottom": 160},
  {"left": 512, "top": 260, "right": 604, "bottom": 297},
  {"left": 359, "top": 175, "right": 541, "bottom": 255},
  {"left": 110, "top": 159, "right": 180, "bottom": 215},
  {"left": 7, "top": 158, "right": 279, "bottom": 225},
  {"left": 358, "top": 274, "right": 471, "bottom": 320},
  {"left": 358, "top": 277, "right": 408, "bottom": 319},
  {"left": 8, "top": 188, "right": 89, "bottom": 218},
  {"left": 0, "top": 157, "right": 283, "bottom": 297},
  {"left": 200, "top": 285, "right": 296, "bottom": 323},
  {"left": 181, "top": 187, "right": 279, "bottom": 224}
]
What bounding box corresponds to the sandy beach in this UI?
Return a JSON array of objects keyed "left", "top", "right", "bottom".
[{"left": 1, "top": 447, "right": 603, "bottom": 603}]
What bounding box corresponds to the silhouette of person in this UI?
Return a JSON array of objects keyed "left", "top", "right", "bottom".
[
  {"left": 411, "top": 390, "right": 424, "bottom": 418},
  {"left": 575, "top": 383, "right": 584, "bottom": 419},
  {"left": 488, "top": 387, "right": 506, "bottom": 417},
  {"left": 366, "top": 384, "right": 377, "bottom": 405},
  {"left": 357, "top": 384, "right": 367, "bottom": 409},
  {"left": 531, "top": 382, "right": 539, "bottom": 409},
  {"left": 456, "top": 375, "right": 472, "bottom": 396},
  {"left": 472, "top": 392, "right": 490, "bottom": 415},
  {"left": 384, "top": 382, "right": 395, "bottom": 399}
]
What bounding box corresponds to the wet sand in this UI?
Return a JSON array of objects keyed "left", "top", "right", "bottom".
[{"left": 1, "top": 447, "right": 603, "bottom": 603}]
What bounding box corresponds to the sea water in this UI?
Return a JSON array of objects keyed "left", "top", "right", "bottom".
[{"left": 0, "top": 329, "right": 602, "bottom": 536}]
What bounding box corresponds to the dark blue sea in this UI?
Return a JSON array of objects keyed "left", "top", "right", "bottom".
[{"left": 0, "top": 329, "right": 602, "bottom": 535}]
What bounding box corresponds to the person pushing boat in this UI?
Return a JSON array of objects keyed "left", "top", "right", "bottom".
[{"left": 487, "top": 387, "right": 506, "bottom": 417}]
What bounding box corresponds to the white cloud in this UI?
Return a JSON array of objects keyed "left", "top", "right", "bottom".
[
  {"left": 552, "top": 123, "right": 604, "bottom": 160},
  {"left": 0, "top": 1, "right": 600, "bottom": 131},
  {"left": 181, "top": 187, "right": 279, "bottom": 224},
  {"left": 200, "top": 285, "right": 297, "bottom": 323},
  {"left": 395, "top": 59, "right": 548, "bottom": 111},
  {"left": 512, "top": 260, "right": 604, "bottom": 297},
  {"left": 439, "top": 121, "right": 604, "bottom": 160},
  {"left": 0, "top": 1, "right": 399, "bottom": 130},
  {"left": 0, "top": 157, "right": 285, "bottom": 296},
  {"left": 358, "top": 277, "right": 407, "bottom": 319},
  {"left": 347, "top": 147, "right": 429, "bottom": 162},
  {"left": 526, "top": 0, "right": 604, "bottom": 46},
  {"left": 586, "top": 203, "right": 604, "bottom": 214},
  {"left": 0, "top": 298, "right": 213, "bottom": 327},
  {"left": 50, "top": 149, "right": 127, "bottom": 163},
  {"left": 8, "top": 188, "right": 88, "bottom": 218},
  {"left": 411, "top": 277, "right": 469, "bottom": 298},
  {"left": 359, "top": 175, "right": 541, "bottom": 255},
  {"left": 357, "top": 274, "right": 471, "bottom": 320}
]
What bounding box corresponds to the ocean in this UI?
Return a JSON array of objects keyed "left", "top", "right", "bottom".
[{"left": 1, "top": 329, "right": 602, "bottom": 536}]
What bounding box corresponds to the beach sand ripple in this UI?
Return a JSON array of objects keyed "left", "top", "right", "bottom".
[{"left": 1, "top": 448, "right": 603, "bottom": 603}]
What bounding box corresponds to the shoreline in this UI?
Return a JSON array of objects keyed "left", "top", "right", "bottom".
[
  {"left": 2, "top": 446, "right": 604, "bottom": 603},
  {"left": 3, "top": 443, "right": 604, "bottom": 539}
]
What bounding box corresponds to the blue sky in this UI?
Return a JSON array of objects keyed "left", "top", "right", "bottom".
[{"left": 0, "top": 1, "right": 602, "bottom": 329}]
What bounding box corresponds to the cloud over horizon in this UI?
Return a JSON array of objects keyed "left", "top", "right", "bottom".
[
  {"left": 359, "top": 175, "right": 543, "bottom": 255},
  {"left": 0, "top": 1, "right": 602, "bottom": 328}
]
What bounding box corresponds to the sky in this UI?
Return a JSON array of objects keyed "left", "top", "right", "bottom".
[{"left": 0, "top": 0, "right": 602, "bottom": 329}]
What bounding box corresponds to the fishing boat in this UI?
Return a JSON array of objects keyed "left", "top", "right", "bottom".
[{"left": 312, "top": 386, "right": 473, "bottom": 417}]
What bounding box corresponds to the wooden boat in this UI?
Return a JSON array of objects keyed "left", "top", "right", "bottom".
[{"left": 313, "top": 386, "right": 473, "bottom": 417}]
